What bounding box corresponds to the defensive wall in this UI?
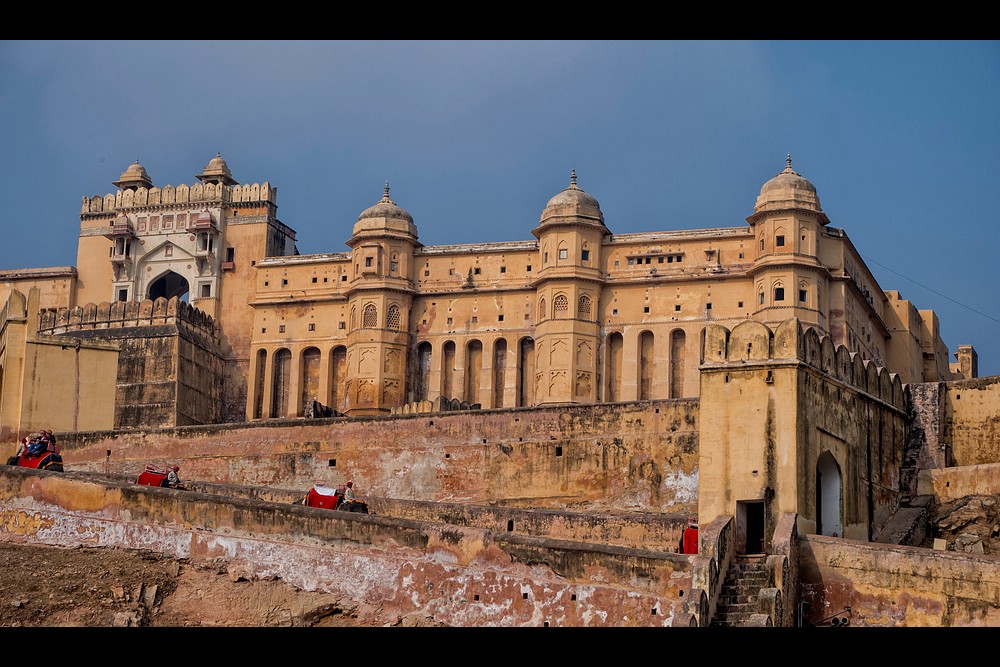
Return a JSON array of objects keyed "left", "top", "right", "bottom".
[
  {"left": 798, "top": 534, "right": 1000, "bottom": 627},
  {"left": 18, "top": 399, "right": 701, "bottom": 515},
  {"left": 2, "top": 315, "right": 999, "bottom": 626},
  {"left": 942, "top": 376, "right": 1000, "bottom": 466},
  {"left": 0, "top": 465, "right": 704, "bottom": 627},
  {"left": 5, "top": 463, "right": 996, "bottom": 626},
  {"left": 0, "top": 288, "right": 119, "bottom": 439},
  {"left": 700, "top": 318, "right": 908, "bottom": 543},
  {"left": 36, "top": 296, "right": 225, "bottom": 428}
]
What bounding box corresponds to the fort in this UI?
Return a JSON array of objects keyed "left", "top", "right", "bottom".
[{"left": 1, "top": 156, "right": 997, "bottom": 626}]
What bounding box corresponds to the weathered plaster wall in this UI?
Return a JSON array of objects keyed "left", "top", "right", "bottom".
[
  {"left": 25, "top": 400, "right": 700, "bottom": 515},
  {"left": 73, "top": 471, "right": 692, "bottom": 553},
  {"left": 798, "top": 535, "right": 1000, "bottom": 627},
  {"left": 916, "top": 463, "right": 1000, "bottom": 501},
  {"left": 0, "top": 466, "right": 697, "bottom": 627},
  {"left": 943, "top": 376, "right": 1000, "bottom": 466}
]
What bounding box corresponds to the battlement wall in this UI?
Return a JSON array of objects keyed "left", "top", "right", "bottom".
[
  {"left": 699, "top": 317, "right": 908, "bottom": 543},
  {"left": 37, "top": 296, "right": 219, "bottom": 342},
  {"left": 81, "top": 181, "right": 276, "bottom": 215},
  {"left": 34, "top": 296, "right": 224, "bottom": 428},
  {"left": 702, "top": 317, "right": 905, "bottom": 409}
]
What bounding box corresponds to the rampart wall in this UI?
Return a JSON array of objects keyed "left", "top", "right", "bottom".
[
  {"left": 798, "top": 534, "right": 1000, "bottom": 626},
  {"left": 37, "top": 295, "right": 219, "bottom": 340},
  {"left": 22, "top": 399, "right": 700, "bottom": 515},
  {"left": 0, "top": 466, "right": 698, "bottom": 627},
  {"left": 917, "top": 463, "right": 1000, "bottom": 501},
  {"left": 57, "top": 471, "right": 692, "bottom": 553},
  {"left": 700, "top": 318, "right": 907, "bottom": 541},
  {"left": 35, "top": 296, "right": 225, "bottom": 428},
  {"left": 942, "top": 376, "right": 1000, "bottom": 466}
]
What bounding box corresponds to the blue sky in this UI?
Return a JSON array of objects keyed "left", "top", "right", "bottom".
[{"left": 1, "top": 40, "right": 998, "bottom": 377}]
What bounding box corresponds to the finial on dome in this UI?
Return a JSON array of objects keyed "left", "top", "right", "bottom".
[
  {"left": 570, "top": 169, "right": 578, "bottom": 189},
  {"left": 783, "top": 153, "right": 796, "bottom": 174},
  {"left": 383, "top": 181, "right": 391, "bottom": 202},
  {"left": 779, "top": 153, "right": 796, "bottom": 175}
]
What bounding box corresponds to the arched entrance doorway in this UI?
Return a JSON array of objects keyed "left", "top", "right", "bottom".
[
  {"left": 148, "top": 271, "right": 190, "bottom": 302},
  {"left": 816, "top": 451, "right": 843, "bottom": 537}
]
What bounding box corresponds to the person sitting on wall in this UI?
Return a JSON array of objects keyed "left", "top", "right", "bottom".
[
  {"left": 166, "top": 465, "right": 184, "bottom": 489},
  {"left": 343, "top": 481, "right": 356, "bottom": 503}
]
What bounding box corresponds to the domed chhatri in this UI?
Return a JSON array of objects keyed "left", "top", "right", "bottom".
[
  {"left": 538, "top": 169, "right": 605, "bottom": 228},
  {"left": 754, "top": 154, "right": 825, "bottom": 217},
  {"left": 353, "top": 181, "right": 418, "bottom": 239},
  {"left": 197, "top": 152, "right": 238, "bottom": 186},
  {"left": 113, "top": 159, "right": 153, "bottom": 191}
]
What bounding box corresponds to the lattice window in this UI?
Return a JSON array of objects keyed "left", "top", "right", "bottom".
[
  {"left": 577, "top": 295, "right": 592, "bottom": 317},
  {"left": 554, "top": 294, "right": 569, "bottom": 316},
  {"left": 362, "top": 303, "right": 378, "bottom": 328},
  {"left": 387, "top": 304, "right": 401, "bottom": 330}
]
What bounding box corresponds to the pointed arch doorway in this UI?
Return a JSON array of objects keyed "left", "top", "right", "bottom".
[
  {"left": 148, "top": 271, "right": 190, "bottom": 302},
  {"left": 816, "top": 451, "right": 843, "bottom": 537}
]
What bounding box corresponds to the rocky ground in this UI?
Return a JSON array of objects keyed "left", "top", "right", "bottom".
[
  {"left": 1, "top": 495, "right": 996, "bottom": 628},
  {"left": 921, "top": 494, "right": 1000, "bottom": 554}
]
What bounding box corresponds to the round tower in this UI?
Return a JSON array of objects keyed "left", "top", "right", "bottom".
[
  {"left": 343, "top": 183, "right": 421, "bottom": 415},
  {"left": 530, "top": 171, "right": 607, "bottom": 405}
]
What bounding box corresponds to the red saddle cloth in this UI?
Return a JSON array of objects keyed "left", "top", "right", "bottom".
[
  {"left": 136, "top": 470, "right": 169, "bottom": 487},
  {"left": 17, "top": 450, "right": 63, "bottom": 471},
  {"left": 305, "top": 486, "right": 342, "bottom": 509}
]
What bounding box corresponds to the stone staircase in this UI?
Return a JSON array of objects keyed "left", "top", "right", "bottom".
[{"left": 711, "top": 555, "right": 771, "bottom": 627}]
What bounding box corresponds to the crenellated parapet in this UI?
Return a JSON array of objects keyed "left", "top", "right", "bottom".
[
  {"left": 37, "top": 296, "right": 220, "bottom": 341},
  {"left": 81, "top": 181, "right": 276, "bottom": 215},
  {"left": 702, "top": 317, "right": 904, "bottom": 409}
]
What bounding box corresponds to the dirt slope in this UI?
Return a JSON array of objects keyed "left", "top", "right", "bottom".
[{"left": 0, "top": 542, "right": 439, "bottom": 628}]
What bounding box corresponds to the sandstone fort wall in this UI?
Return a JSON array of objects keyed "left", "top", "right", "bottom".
[{"left": 0, "top": 466, "right": 696, "bottom": 627}]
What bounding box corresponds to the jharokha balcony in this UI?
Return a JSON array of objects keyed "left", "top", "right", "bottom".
[{"left": 104, "top": 216, "right": 136, "bottom": 239}]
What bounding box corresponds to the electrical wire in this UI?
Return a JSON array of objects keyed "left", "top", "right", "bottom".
[{"left": 863, "top": 255, "right": 1000, "bottom": 326}]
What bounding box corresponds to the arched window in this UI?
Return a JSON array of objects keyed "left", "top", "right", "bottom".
[
  {"left": 774, "top": 286, "right": 785, "bottom": 302},
  {"left": 577, "top": 294, "right": 592, "bottom": 318},
  {"left": 350, "top": 306, "right": 356, "bottom": 331},
  {"left": 538, "top": 297, "right": 547, "bottom": 320},
  {"left": 387, "top": 304, "right": 401, "bottom": 330},
  {"left": 362, "top": 303, "right": 378, "bottom": 328},
  {"left": 554, "top": 294, "right": 569, "bottom": 317}
]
